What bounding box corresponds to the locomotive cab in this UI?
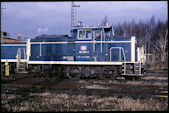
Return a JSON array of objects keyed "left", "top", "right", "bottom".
[
  {"left": 72, "top": 24, "right": 115, "bottom": 41},
  {"left": 70, "top": 23, "right": 143, "bottom": 77}
]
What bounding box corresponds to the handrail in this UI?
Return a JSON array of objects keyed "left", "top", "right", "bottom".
[{"left": 121, "top": 47, "right": 126, "bottom": 62}]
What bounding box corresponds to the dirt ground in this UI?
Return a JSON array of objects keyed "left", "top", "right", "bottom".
[{"left": 1, "top": 70, "right": 168, "bottom": 111}]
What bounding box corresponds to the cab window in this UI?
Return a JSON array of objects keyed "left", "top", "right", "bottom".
[
  {"left": 86, "top": 30, "right": 91, "bottom": 39},
  {"left": 79, "top": 30, "right": 85, "bottom": 39},
  {"left": 78, "top": 30, "right": 92, "bottom": 40},
  {"left": 93, "top": 30, "right": 101, "bottom": 41}
]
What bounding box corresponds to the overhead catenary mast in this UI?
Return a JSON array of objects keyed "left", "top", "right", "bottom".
[{"left": 71, "top": 2, "right": 80, "bottom": 32}]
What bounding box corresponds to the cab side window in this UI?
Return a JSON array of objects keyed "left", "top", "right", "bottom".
[
  {"left": 86, "top": 30, "right": 91, "bottom": 39},
  {"left": 94, "top": 30, "right": 101, "bottom": 41},
  {"left": 78, "top": 30, "right": 92, "bottom": 40},
  {"left": 79, "top": 30, "right": 85, "bottom": 39}
]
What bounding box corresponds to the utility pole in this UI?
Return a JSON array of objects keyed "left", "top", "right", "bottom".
[
  {"left": 1, "top": 7, "right": 6, "bottom": 42},
  {"left": 71, "top": 2, "right": 80, "bottom": 34}
]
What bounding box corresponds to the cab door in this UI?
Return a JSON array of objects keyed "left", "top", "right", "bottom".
[
  {"left": 92, "top": 29, "right": 104, "bottom": 61},
  {"left": 110, "top": 47, "right": 125, "bottom": 62}
]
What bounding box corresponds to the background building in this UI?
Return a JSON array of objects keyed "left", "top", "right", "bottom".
[{"left": 1, "top": 31, "right": 21, "bottom": 43}]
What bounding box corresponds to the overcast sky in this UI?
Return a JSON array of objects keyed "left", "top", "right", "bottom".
[{"left": 1, "top": 1, "right": 168, "bottom": 39}]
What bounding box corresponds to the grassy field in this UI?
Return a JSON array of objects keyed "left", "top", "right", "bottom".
[
  {"left": 1, "top": 91, "right": 168, "bottom": 111},
  {"left": 1, "top": 71, "right": 168, "bottom": 111}
]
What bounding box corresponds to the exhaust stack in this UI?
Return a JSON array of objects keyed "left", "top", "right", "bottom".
[
  {"left": 106, "top": 22, "right": 109, "bottom": 27},
  {"left": 18, "top": 33, "right": 21, "bottom": 42},
  {"left": 97, "top": 21, "right": 100, "bottom": 27}
]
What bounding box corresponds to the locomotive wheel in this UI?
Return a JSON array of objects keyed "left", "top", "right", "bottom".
[
  {"left": 28, "top": 65, "right": 41, "bottom": 74},
  {"left": 66, "top": 66, "right": 81, "bottom": 79},
  {"left": 81, "top": 66, "right": 90, "bottom": 78}
]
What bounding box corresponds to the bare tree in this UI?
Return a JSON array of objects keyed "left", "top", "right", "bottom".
[
  {"left": 114, "top": 15, "right": 168, "bottom": 68},
  {"left": 153, "top": 21, "right": 168, "bottom": 62}
]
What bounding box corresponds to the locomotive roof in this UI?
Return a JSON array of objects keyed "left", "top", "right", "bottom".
[
  {"left": 72, "top": 25, "right": 112, "bottom": 30},
  {"left": 35, "top": 35, "right": 70, "bottom": 39}
]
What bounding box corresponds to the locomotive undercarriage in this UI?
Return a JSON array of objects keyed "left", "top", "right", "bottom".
[
  {"left": 27, "top": 64, "right": 123, "bottom": 79},
  {"left": 1, "top": 63, "right": 142, "bottom": 79}
]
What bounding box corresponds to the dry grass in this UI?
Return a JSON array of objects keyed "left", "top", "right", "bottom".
[
  {"left": 141, "top": 76, "right": 168, "bottom": 81},
  {"left": 81, "top": 84, "right": 110, "bottom": 89},
  {"left": 1, "top": 92, "right": 168, "bottom": 111},
  {"left": 126, "top": 81, "right": 167, "bottom": 86},
  {"left": 79, "top": 79, "right": 168, "bottom": 88},
  {"left": 114, "top": 96, "right": 167, "bottom": 111},
  {"left": 1, "top": 71, "right": 168, "bottom": 111},
  {"left": 78, "top": 80, "right": 87, "bottom": 83},
  {"left": 79, "top": 80, "right": 120, "bottom": 84},
  {"left": 148, "top": 62, "right": 168, "bottom": 70}
]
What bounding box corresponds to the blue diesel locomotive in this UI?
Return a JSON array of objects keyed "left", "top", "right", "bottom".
[{"left": 1, "top": 23, "right": 144, "bottom": 79}]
